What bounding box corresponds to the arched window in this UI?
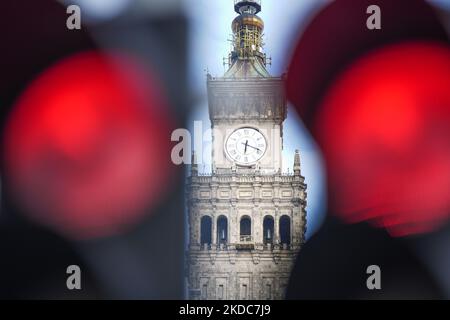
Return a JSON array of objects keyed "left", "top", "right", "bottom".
[
  {"left": 240, "top": 216, "right": 252, "bottom": 242},
  {"left": 200, "top": 216, "right": 212, "bottom": 245},
  {"left": 217, "top": 216, "right": 228, "bottom": 244},
  {"left": 279, "top": 215, "right": 291, "bottom": 246},
  {"left": 263, "top": 216, "right": 274, "bottom": 244}
]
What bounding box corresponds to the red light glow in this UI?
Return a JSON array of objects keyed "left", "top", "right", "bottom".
[
  {"left": 3, "top": 51, "right": 175, "bottom": 240},
  {"left": 315, "top": 42, "right": 450, "bottom": 236}
]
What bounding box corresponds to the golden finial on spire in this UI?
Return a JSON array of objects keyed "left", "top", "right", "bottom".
[{"left": 230, "top": 0, "right": 268, "bottom": 66}]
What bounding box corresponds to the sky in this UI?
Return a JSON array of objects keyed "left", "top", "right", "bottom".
[{"left": 184, "top": 0, "right": 331, "bottom": 238}]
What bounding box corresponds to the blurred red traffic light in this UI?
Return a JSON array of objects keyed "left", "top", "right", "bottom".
[
  {"left": 3, "top": 51, "right": 175, "bottom": 240},
  {"left": 315, "top": 42, "right": 450, "bottom": 236}
]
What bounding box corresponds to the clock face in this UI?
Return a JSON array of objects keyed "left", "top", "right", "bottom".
[{"left": 225, "top": 127, "right": 267, "bottom": 165}]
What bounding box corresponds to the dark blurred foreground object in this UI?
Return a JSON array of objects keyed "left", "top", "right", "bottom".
[
  {"left": 0, "top": 0, "right": 97, "bottom": 299},
  {"left": 287, "top": 0, "right": 448, "bottom": 124},
  {"left": 287, "top": 217, "right": 447, "bottom": 299},
  {"left": 287, "top": 0, "right": 450, "bottom": 299},
  {"left": 1, "top": 0, "right": 187, "bottom": 299},
  {"left": 0, "top": 222, "right": 102, "bottom": 299}
]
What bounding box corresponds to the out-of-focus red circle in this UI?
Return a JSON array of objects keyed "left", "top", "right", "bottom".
[
  {"left": 3, "top": 51, "right": 175, "bottom": 240},
  {"left": 315, "top": 42, "right": 450, "bottom": 237}
]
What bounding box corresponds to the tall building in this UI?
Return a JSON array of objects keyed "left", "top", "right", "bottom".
[{"left": 186, "top": 0, "right": 307, "bottom": 300}]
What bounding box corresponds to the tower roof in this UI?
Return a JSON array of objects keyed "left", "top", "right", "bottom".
[{"left": 224, "top": 55, "right": 270, "bottom": 78}]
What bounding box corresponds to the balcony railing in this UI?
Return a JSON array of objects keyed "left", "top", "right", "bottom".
[
  {"left": 240, "top": 235, "right": 252, "bottom": 242},
  {"left": 194, "top": 242, "right": 291, "bottom": 252},
  {"left": 191, "top": 173, "right": 298, "bottom": 184}
]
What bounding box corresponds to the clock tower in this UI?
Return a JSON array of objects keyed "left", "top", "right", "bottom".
[{"left": 186, "top": 0, "right": 307, "bottom": 300}]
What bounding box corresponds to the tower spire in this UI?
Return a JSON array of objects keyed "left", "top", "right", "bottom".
[
  {"left": 293, "top": 149, "right": 301, "bottom": 175},
  {"left": 229, "top": 0, "right": 268, "bottom": 68},
  {"left": 191, "top": 151, "right": 198, "bottom": 176}
]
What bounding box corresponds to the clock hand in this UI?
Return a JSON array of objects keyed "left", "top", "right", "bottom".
[
  {"left": 242, "top": 143, "right": 261, "bottom": 152},
  {"left": 244, "top": 140, "right": 248, "bottom": 154}
]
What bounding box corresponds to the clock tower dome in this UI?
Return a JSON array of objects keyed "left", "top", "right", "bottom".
[{"left": 186, "top": 0, "right": 307, "bottom": 300}]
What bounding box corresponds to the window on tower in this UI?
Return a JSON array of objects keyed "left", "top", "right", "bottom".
[
  {"left": 201, "top": 284, "right": 208, "bottom": 300},
  {"left": 263, "top": 216, "right": 274, "bottom": 245},
  {"left": 265, "top": 284, "right": 272, "bottom": 300},
  {"left": 241, "top": 284, "right": 248, "bottom": 300},
  {"left": 218, "top": 285, "right": 224, "bottom": 300},
  {"left": 217, "top": 215, "right": 228, "bottom": 244},
  {"left": 200, "top": 216, "right": 212, "bottom": 247},
  {"left": 240, "top": 216, "right": 252, "bottom": 242},
  {"left": 279, "top": 216, "right": 291, "bottom": 248}
]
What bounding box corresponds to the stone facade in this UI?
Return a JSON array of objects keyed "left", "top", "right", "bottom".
[{"left": 186, "top": 170, "right": 306, "bottom": 300}]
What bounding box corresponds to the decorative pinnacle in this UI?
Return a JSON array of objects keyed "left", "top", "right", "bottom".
[
  {"left": 191, "top": 151, "right": 198, "bottom": 176},
  {"left": 293, "top": 150, "right": 301, "bottom": 175}
]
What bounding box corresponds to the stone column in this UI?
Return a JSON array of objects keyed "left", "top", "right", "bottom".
[
  {"left": 193, "top": 209, "right": 200, "bottom": 244},
  {"left": 274, "top": 207, "right": 280, "bottom": 245},
  {"left": 231, "top": 206, "right": 238, "bottom": 244},
  {"left": 212, "top": 213, "right": 217, "bottom": 246},
  {"left": 292, "top": 207, "right": 300, "bottom": 246}
]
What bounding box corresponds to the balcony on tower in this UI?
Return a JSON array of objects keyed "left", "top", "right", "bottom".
[{"left": 236, "top": 216, "right": 254, "bottom": 250}]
